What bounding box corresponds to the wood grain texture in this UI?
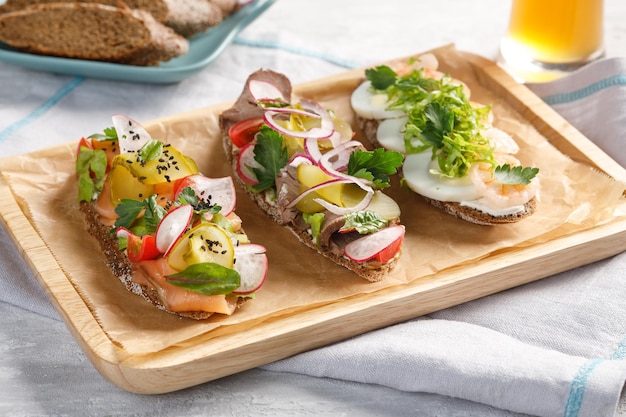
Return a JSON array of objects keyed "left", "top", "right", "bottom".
[{"left": 1, "top": 50, "right": 625, "bottom": 394}]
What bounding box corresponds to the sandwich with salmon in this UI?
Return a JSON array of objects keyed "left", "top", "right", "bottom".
[
  {"left": 219, "top": 69, "right": 405, "bottom": 282},
  {"left": 350, "top": 54, "right": 540, "bottom": 225},
  {"left": 76, "top": 115, "right": 267, "bottom": 319}
]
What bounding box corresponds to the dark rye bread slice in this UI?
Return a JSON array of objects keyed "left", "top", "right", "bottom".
[
  {"left": 221, "top": 136, "right": 399, "bottom": 282},
  {"left": 356, "top": 115, "right": 537, "bottom": 226},
  {"left": 0, "top": 3, "right": 188, "bottom": 66},
  {"left": 79, "top": 201, "right": 246, "bottom": 320},
  {"left": 0, "top": 0, "right": 226, "bottom": 38}
]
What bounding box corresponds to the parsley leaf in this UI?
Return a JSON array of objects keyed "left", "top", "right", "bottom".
[
  {"left": 142, "top": 194, "right": 167, "bottom": 233},
  {"left": 88, "top": 126, "right": 118, "bottom": 141},
  {"left": 176, "top": 186, "right": 222, "bottom": 215},
  {"left": 494, "top": 164, "right": 539, "bottom": 185},
  {"left": 365, "top": 65, "right": 397, "bottom": 90},
  {"left": 166, "top": 262, "right": 240, "bottom": 295},
  {"left": 114, "top": 199, "right": 145, "bottom": 230},
  {"left": 113, "top": 195, "right": 166, "bottom": 235},
  {"left": 347, "top": 148, "right": 403, "bottom": 189},
  {"left": 251, "top": 125, "right": 288, "bottom": 192}
]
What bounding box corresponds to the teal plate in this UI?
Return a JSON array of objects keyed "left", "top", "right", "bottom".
[{"left": 0, "top": 0, "right": 275, "bottom": 84}]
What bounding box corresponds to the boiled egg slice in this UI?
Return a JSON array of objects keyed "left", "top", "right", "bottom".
[
  {"left": 402, "top": 152, "right": 481, "bottom": 202},
  {"left": 351, "top": 81, "right": 405, "bottom": 120},
  {"left": 376, "top": 116, "right": 408, "bottom": 153}
]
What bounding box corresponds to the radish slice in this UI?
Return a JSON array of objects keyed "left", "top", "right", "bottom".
[
  {"left": 112, "top": 114, "right": 152, "bottom": 154},
  {"left": 236, "top": 142, "right": 261, "bottom": 185},
  {"left": 156, "top": 204, "right": 193, "bottom": 254},
  {"left": 176, "top": 175, "right": 237, "bottom": 215},
  {"left": 344, "top": 225, "right": 405, "bottom": 262},
  {"left": 115, "top": 227, "right": 132, "bottom": 239},
  {"left": 232, "top": 244, "right": 268, "bottom": 294},
  {"left": 249, "top": 80, "right": 287, "bottom": 104}
]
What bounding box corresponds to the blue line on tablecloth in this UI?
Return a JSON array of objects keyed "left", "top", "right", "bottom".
[
  {"left": 610, "top": 335, "right": 626, "bottom": 360},
  {"left": 541, "top": 75, "right": 626, "bottom": 106},
  {"left": 0, "top": 76, "right": 85, "bottom": 145},
  {"left": 563, "top": 358, "right": 603, "bottom": 417},
  {"left": 234, "top": 36, "right": 361, "bottom": 69}
]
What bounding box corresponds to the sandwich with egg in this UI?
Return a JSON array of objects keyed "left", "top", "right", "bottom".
[
  {"left": 219, "top": 69, "right": 406, "bottom": 282},
  {"left": 76, "top": 115, "right": 268, "bottom": 319},
  {"left": 351, "top": 54, "right": 540, "bottom": 225}
]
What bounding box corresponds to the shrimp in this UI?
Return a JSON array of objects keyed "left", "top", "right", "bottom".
[
  {"left": 390, "top": 53, "right": 473, "bottom": 98},
  {"left": 390, "top": 53, "right": 439, "bottom": 75},
  {"left": 469, "top": 153, "right": 538, "bottom": 210},
  {"left": 481, "top": 127, "right": 520, "bottom": 155}
]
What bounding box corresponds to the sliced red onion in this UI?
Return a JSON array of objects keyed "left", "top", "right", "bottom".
[
  {"left": 285, "top": 178, "right": 352, "bottom": 209},
  {"left": 288, "top": 153, "right": 315, "bottom": 167},
  {"left": 313, "top": 187, "right": 374, "bottom": 215},
  {"left": 263, "top": 101, "right": 334, "bottom": 139},
  {"left": 248, "top": 79, "right": 286, "bottom": 104},
  {"left": 264, "top": 106, "right": 321, "bottom": 118},
  {"left": 300, "top": 99, "right": 335, "bottom": 139},
  {"left": 318, "top": 140, "right": 364, "bottom": 179},
  {"left": 112, "top": 114, "right": 152, "bottom": 154},
  {"left": 304, "top": 137, "right": 323, "bottom": 163}
]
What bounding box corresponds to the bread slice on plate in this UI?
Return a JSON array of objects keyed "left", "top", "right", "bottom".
[
  {"left": 0, "top": 0, "right": 227, "bottom": 38},
  {"left": 0, "top": 2, "right": 189, "bottom": 65},
  {"left": 220, "top": 69, "right": 407, "bottom": 282}
]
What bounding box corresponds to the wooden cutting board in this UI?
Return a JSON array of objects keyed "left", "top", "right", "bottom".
[{"left": 1, "top": 46, "right": 625, "bottom": 394}]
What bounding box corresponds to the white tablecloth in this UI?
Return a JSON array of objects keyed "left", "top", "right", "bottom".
[{"left": 1, "top": 1, "right": 626, "bottom": 416}]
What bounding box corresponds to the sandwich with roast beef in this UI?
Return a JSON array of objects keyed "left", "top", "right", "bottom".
[{"left": 219, "top": 69, "right": 406, "bottom": 282}]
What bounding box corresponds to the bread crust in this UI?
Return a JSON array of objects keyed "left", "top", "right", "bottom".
[
  {"left": 355, "top": 115, "right": 537, "bottom": 226},
  {"left": 79, "top": 201, "right": 247, "bottom": 320}
]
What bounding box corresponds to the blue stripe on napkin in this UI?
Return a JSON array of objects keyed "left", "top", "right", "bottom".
[
  {"left": 540, "top": 75, "right": 626, "bottom": 106},
  {"left": 563, "top": 358, "right": 604, "bottom": 417},
  {"left": 234, "top": 36, "right": 361, "bottom": 69},
  {"left": 0, "top": 76, "right": 84, "bottom": 145},
  {"left": 610, "top": 335, "right": 626, "bottom": 360}
]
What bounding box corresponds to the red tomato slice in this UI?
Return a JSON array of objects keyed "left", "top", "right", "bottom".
[
  {"left": 76, "top": 137, "right": 93, "bottom": 156},
  {"left": 126, "top": 233, "right": 161, "bottom": 263},
  {"left": 374, "top": 232, "right": 404, "bottom": 264},
  {"left": 228, "top": 117, "right": 264, "bottom": 148}
]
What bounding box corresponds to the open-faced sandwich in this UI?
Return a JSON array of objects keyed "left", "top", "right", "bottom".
[
  {"left": 219, "top": 69, "right": 405, "bottom": 282},
  {"left": 351, "top": 54, "right": 540, "bottom": 225},
  {"left": 76, "top": 115, "right": 267, "bottom": 320}
]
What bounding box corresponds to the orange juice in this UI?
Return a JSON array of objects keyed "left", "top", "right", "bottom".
[{"left": 504, "top": 0, "right": 604, "bottom": 64}]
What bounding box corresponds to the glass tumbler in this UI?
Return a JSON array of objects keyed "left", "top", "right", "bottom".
[{"left": 498, "top": 0, "right": 604, "bottom": 82}]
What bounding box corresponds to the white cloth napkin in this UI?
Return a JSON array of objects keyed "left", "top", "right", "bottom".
[
  {"left": 263, "top": 58, "right": 626, "bottom": 417},
  {"left": 1, "top": 23, "right": 625, "bottom": 416}
]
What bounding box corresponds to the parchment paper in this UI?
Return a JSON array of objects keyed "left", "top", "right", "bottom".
[{"left": 1, "top": 46, "right": 624, "bottom": 355}]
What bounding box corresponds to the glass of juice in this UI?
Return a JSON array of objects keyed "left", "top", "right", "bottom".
[{"left": 498, "top": 0, "right": 604, "bottom": 82}]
